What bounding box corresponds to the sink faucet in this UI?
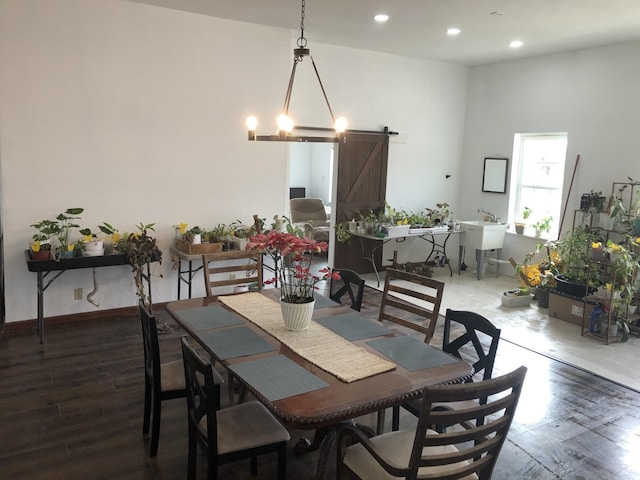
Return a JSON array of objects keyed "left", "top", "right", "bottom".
[{"left": 477, "top": 208, "right": 498, "bottom": 223}]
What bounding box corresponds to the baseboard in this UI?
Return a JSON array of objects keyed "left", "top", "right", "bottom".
[{"left": 1, "top": 301, "right": 170, "bottom": 336}]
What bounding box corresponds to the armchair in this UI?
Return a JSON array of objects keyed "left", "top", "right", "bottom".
[{"left": 289, "top": 197, "right": 330, "bottom": 242}]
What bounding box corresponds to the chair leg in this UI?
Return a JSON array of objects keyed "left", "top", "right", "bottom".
[
  {"left": 187, "top": 427, "right": 197, "bottom": 480},
  {"left": 376, "top": 409, "right": 386, "bottom": 435},
  {"left": 149, "top": 394, "right": 161, "bottom": 457},
  {"left": 392, "top": 405, "right": 400, "bottom": 431},
  {"left": 227, "top": 371, "right": 235, "bottom": 405},
  {"left": 142, "top": 382, "right": 151, "bottom": 434},
  {"left": 277, "top": 443, "right": 287, "bottom": 480}
]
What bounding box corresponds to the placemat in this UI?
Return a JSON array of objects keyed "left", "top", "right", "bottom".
[
  {"left": 177, "top": 305, "right": 244, "bottom": 331},
  {"left": 219, "top": 293, "right": 395, "bottom": 383},
  {"left": 199, "top": 326, "right": 275, "bottom": 360},
  {"left": 367, "top": 336, "right": 458, "bottom": 371},
  {"left": 316, "top": 312, "right": 392, "bottom": 341},
  {"left": 314, "top": 294, "right": 340, "bottom": 309},
  {"left": 230, "top": 355, "right": 329, "bottom": 401}
]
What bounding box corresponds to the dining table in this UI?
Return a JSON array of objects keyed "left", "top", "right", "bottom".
[{"left": 166, "top": 288, "right": 473, "bottom": 480}]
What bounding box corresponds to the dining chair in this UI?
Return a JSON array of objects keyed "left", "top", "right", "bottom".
[
  {"left": 389, "top": 308, "right": 502, "bottom": 431},
  {"left": 139, "top": 301, "right": 186, "bottom": 457},
  {"left": 202, "top": 250, "right": 263, "bottom": 297},
  {"left": 378, "top": 268, "right": 445, "bottom": 343},
  {"left": 180, "top": 336, "right": 290, "bottom": 480},
  {"left": 329, "top": 268, "right": 365, "bottom": 311},
  {"left": 202, "top": 250, "right": 263, "bottom": 403},
  {"left": 337, "top": 366, "right": 528, "bottom": 480}
]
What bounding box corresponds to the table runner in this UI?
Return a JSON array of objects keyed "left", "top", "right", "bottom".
[{"left": 219, "top": 293, "right": 395, "bottom": 383}]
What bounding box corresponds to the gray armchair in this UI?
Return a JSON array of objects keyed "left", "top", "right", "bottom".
[{"left": 289, "top": 197, "right": 330, "bottom": 242}]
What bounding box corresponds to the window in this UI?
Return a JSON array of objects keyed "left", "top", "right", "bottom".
[{"left": 509, "top": 133, "right": 568, "bottom": 238}]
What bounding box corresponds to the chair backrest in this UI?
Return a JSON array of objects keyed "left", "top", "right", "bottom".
[
  {"left": 410, "top": 366, "right": 528, "bottom": 480},
  {"left": 139, "top": 300, "right": 161, "bottom": 390},
  {"left": 329, "top": 268, "right": 365, "bottom": 311},
  {"left": 180, "top": 336, "right": 220, "bottom": 453},
  {"left": 443, "top": 309, "right": 501, "bottom": 382},
  {"left": 289, "top": 198, "right": 328, "bottom": 224},
  {"left": 378, "top": 268, "right": 444, "bottom": 343},
  {"left": 202, "top": 250, "right": 263, "bottom": 297}
]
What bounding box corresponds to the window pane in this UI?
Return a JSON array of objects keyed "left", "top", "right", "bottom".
[{"left": 520, "top": 138, "right": 567, "bottom": 189}]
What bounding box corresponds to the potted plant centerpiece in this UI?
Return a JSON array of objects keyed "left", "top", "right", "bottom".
[{"left": 247, "top": 229, "right": 340, "bottom": 331}]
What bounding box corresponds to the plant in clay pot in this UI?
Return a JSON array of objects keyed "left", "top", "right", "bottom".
[{"left": 30, "top": 219, "right": 58, "bottom": 260}]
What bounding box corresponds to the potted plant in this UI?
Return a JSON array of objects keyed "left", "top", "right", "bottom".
[
  {"left": 30, "top": 219, "right": 58, "bottom": 260},
  {"left": 79, "top": 227, "right": 104, "bottom": 256},
  {"left": 554, "top": 227, "right": 601, "bottom": 297},
  {"left": 246, "top": 230, "right": 339, "bottom": 330},
  {"left": 116, "top": 222, "right": 162, "bottom": 307},
  {"left": 53, "top": 208, "right": 84, "bottom": 258},
  {"left": 532, "top": 216, "right": 553, "bottom": 237},
  {"left": 514, "top": 206, "right": 531, "bottom": 234}
]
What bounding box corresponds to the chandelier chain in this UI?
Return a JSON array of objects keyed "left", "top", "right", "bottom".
[{"left": 297, "top": 0, "right": 307, "bottom": 49}]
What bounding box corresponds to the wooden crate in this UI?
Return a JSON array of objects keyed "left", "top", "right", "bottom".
[{"left": 175, "top": 239, "right": 223, "bottom": 255}]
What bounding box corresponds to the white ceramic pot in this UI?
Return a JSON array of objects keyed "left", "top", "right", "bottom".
[{"left": 280, "top": 299, "right": 315, "bottom": 331}]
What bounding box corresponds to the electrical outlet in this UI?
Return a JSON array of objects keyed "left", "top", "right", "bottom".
[{"left": 74, "top": 288, "right": 83, "bottom": 300}]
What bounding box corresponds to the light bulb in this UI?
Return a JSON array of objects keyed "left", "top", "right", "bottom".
[
  {"left": 277, "top": 114, "right": 294, "bottom": 133},
  {"left": 334, "top": 117, "right": 348, "bottom": 133},
  {"left": 246, "top": 116, "right": 258, "bottom": 131}
]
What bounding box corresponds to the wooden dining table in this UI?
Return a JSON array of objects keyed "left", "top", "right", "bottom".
[{"left": 166, "top": 288, "right": 472, "bottom": 480}]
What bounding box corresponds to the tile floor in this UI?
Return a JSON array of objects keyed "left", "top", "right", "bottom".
[{"left": 360, "top": 266, "right": 640, "bottom": 391}]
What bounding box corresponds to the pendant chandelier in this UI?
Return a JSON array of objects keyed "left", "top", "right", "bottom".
[{"left": 246, "top": 0, "right": 347, "bottom": 143}]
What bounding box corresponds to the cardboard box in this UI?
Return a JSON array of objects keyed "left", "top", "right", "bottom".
[
  {"left": 175, "top": 239, "right": 223, "bottom": 255},
  {"left": 548, "top": 290, "right": 595, "bottom": 326}
]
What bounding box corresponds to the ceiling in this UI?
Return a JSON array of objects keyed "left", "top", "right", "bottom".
[{"left": 130, "top": 0, "right": 640, "bottom": 66}]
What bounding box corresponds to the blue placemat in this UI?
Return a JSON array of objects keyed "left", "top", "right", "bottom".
[
  {"left": 199, "top": 326, "right": 275, "bottom": 360},
  {"left": 230, "top": 355, "right": 329, "bottom": 401},
  {"left": 367, "top": 336, "right": 458, "bottom": 371},
  {"left": 177, "top": 305, "right": 244, "bottom": 331},
  {"left": 314, "top": 294, "right": 340, "bottom": 309},
  {"left": 316, "top": 312, "right": 392, "bottom": 341}
]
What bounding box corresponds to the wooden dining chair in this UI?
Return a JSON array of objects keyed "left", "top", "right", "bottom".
[
  {"left": 378, "top": 268, "right": 445, "bottom": 343},
  {"left": 337, "top": 366, "right": 528, "bottom": 480},
  {"left": 202, "top": 250, "right": 263, "bottom": 297},
  {"left": 389, "top": 308, "right": 502, "bottom": 431},
  {"left": 329, "top": 268, "right": 365, "bottom": 311},
  {"left": 139, "top": 301, "right": 186, "bottom": 457},
  {"left": 180, "top": 337, "right": 290, "bottom": 480}
]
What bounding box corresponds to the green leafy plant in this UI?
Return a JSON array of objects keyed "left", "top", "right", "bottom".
[
  {"left": 532, "top": 216, "right": 553, "bottom": 234},
  {"left": 30, "top": 219, "right": 58, "bottom": 252},
  {"left": 521, "top": 206, "right": 532, "bottom": 220}
]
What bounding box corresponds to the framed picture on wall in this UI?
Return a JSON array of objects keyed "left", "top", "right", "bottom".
[{"left": 482, "top": 157, "right": 508, "bottom": 193}]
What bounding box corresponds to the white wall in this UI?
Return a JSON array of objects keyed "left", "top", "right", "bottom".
[
  {"left": 461, "top": 41, "right": 640, "bottom": 271},
  {"left": 0, "top": 0, "right": 469, "bottom": 322}
]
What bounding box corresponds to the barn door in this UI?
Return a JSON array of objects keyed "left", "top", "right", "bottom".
[{"left": 333, "top": 132, "right": 389, "bottom": 272}]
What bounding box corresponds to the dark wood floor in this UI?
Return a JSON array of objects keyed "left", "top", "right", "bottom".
[{"left": 3, "top": 285, "right": 640, "bottom": 479}]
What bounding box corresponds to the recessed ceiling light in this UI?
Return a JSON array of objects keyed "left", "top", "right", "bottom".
[
  {"left": 510, "top": 40, "right": 523, "bottom": 48},
  {"left": 447, "top": 27, "right": 461, "bottom": 36},
  {"left": 374, "top": 14, "right": 389, "bottom": 23}
]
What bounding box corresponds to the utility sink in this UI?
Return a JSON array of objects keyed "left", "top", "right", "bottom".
[{"left": 459, "top": 221, "right": 508, "bottom": 251}]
